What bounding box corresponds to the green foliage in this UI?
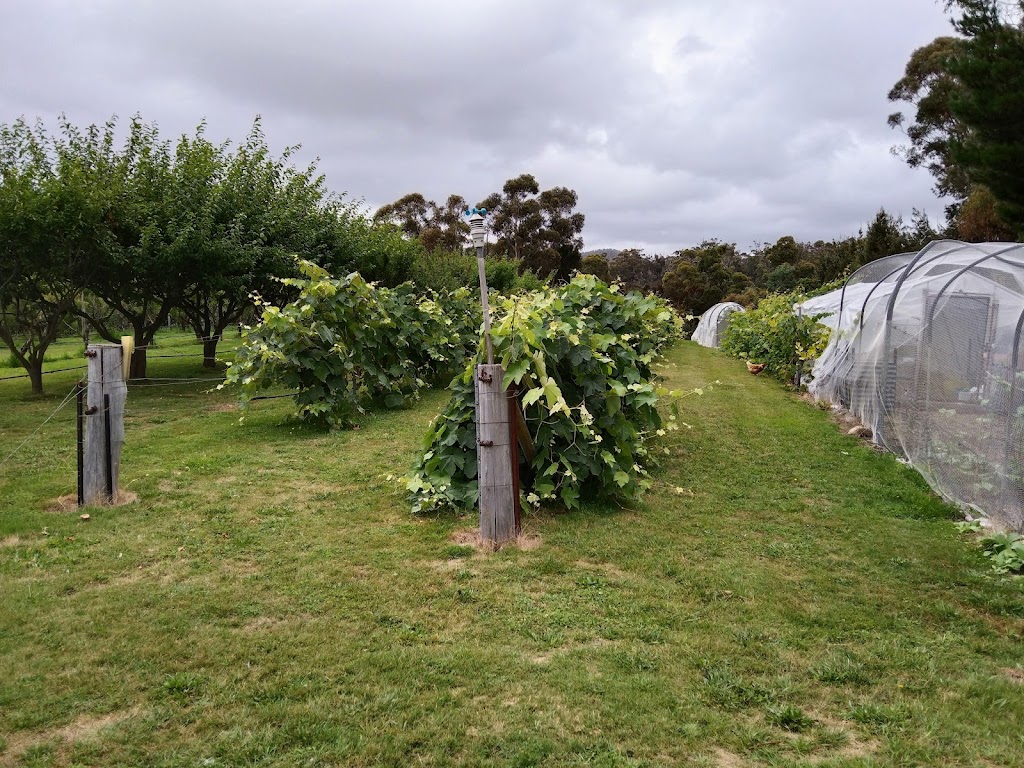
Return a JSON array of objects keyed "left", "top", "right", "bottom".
[
  {"left": 662, "top": 240, "right": 751, "bottom": 315},
  {"left": 887, "top": 35, "right": 971, "bottom": 211},
  {"left": 766, "top": 704, "right": 815, "bottom": 732},
  {"left": 720, "top": 290, "right": 831, "bottom": 383},
  {"left": 409, "top": 248, "right": 535, "bottom": 293},
  {"left": 948, "top": 0, "right": 1024, "bottom": 234},
  {"left": 408, "top": 275, "right": 683, "bottom": 512},
  {"left": 224, "top": 260, "right": 481, "bottom": 429},
  {"left": 579, "top": 253, "right": 610, "bottom": 282},
  {"left": 477, "top": 174, "right": 585, "bottom": 281},
  {"left": 980, "top": 531, "right": 1024, "bottom": 574},
  {"left": 0, "top": 117, "right": 97, "bottom": 392}
]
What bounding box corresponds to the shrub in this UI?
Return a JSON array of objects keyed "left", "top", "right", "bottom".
[
  {"left": 720, "top": 290, "right": 831, "bottom": 383},
  {"left": 224, "top": 259, "right": 480, "bottom": 429},
  {"left": 407, "top": 274, "right": 683, "bottom": 512},
  {"left": 980, "top": 532, "right": 1024, "bottom": 574}
]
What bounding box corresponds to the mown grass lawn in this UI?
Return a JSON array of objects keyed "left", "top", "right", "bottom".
[{"left": 1, "top": 339, "right": 1022, "bottom": 767}]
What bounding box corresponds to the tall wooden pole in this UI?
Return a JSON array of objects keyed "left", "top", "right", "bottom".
[
  {"left": 475, "top": 243, "right": 494, "bottom": 365},
  {"left": 83, "top": 344, "right": 126, "bottom": 505},
  {"left": 476, "top": 365, "right": 516, "bottom": 545},
  {"left": 469, "top": 211, "right": 516, "bottom": 545}
]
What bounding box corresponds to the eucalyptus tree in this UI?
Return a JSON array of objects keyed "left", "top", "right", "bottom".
[
  {"left": 948, "top": 0, "right": 1024, "bottom": 234},
  {"left": 479, "top": 174, "right": 585, "bottom": 280}
]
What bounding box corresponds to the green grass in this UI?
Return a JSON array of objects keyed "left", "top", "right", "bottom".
[
  {"left": 0, "top": 327, "right": 243, "bottom": 385},
  {"left": 1, "top": 339, "right": 1023, "bottom": 767}
]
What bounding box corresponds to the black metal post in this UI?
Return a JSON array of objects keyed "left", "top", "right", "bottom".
[
  {"left": 76, "top": 382, "right": 85, "bottom": 506},
  {"left": 103, "top": 393, "right": 113, "bottom": 502}
]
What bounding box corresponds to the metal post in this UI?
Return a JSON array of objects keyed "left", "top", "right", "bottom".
[
  {"left": 76, "top": 382, "right": 85, "bottom": 506},
  {"left": 507, "top": 386, "right": 522, "bottom": 536},
  {"left": 103, "top": 393, "right": 113, "bottom": 503}
]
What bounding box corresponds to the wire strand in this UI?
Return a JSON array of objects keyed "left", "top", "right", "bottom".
[
  {"left": 0, "top": 364, "right": 89, "bottom": 381},
  {"left": 0, "top": 384, "right": 81, "bottom": 469}
]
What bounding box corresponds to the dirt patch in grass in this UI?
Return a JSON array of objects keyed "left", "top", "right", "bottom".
[
  {"left": 47, "top": 490, "right": 138, "bottom": 512},
  {"left": 575, "top": 559, "right": 627, "bottom": 578},
  {"left": 86, "top": 559, "right": 186, "bottom": 592},
  {"left": 517, "top": 532, "right": 543, "bottom": 551},
  {"left": 713, "top": 748, "right": 746, "bottom": 768},
  {"left": 241, "top": 616, "right": 282, "bottom": 632},
  {"left": 205, "top": 402, "right": 237, "bottom": 413},
  {"left": 45, "top": 494, "right": 80, "bottom": 513},
  {"left": 0, "top": 535, "right": 21, "bottom": 548},
  {"left": 0, "top": 708, "right": 139, "bottom": 766},
  {"left": 530, "top": 638, "right": 617, "bottom": 665},
  {"left": 813, "top": 715, "right": 879, "bottom": 762},
  {"left": 449, "top": 528, "right": 543, "bottom": 553},
  {"left": 1001, "top": 667, "right": 1024, "bottom": 684}
]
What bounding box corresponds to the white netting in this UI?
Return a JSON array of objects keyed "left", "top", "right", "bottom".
[
  {"left": 803, "top": 240, "right": 1024, "bottom": 531},
  {"left": 691, "top": 302, "right": 745, "bottom": 348}
]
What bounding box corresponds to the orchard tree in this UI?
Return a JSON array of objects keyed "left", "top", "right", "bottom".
[
  {"left": 0, "top": 118, "right": 100, "bottom": 393},
  {"left": 174, "top": 120, "right": 340, "bottom": 367},
  {"left": 68, "top": 117, "right": 189, "bottom": 378}
]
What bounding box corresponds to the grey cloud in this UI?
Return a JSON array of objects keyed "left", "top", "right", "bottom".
[{"left": 0, "top": 0, "right": 956, "bottom": 254}]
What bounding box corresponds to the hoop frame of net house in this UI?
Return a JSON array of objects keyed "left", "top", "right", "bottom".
[
  {"left": 805, "top": 240, "right": 1024, "bottom": 531},
  {"left": 691, "top": 302, "right": 745, "bottom": 348}
]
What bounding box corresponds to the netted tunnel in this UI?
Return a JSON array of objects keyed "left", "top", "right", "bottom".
[{"left": 803, "top": 241, "right": 1024, "bottom": 531}]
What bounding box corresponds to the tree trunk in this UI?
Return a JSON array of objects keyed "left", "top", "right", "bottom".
[
  {"left": 129, "top": 345, "right": 147, "bottom": 380},
  {"left": 28, "top": 358, "right": 43, "bottom": 395},
  {"left": 203, "top": 336, "right": 220, "bottom": 369},
  {"left": 129, "top": 322, "right": 148, "bottom": 380}
]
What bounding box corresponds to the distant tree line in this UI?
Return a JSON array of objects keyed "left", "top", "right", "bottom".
[{"left": 574, "top": 208, "right": 942, "bottom": 319}]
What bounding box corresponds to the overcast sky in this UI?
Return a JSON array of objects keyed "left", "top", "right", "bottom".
[{"left": 0, "top": 0, "right": 954, "bottom": 254}]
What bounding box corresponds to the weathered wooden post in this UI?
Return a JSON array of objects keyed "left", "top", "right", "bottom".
[
  {"left": 83, "top": 343, "right": 127, "bottom": 505},
  {"left": 467, "top": 207, "right": 519, "bottom": 547}
]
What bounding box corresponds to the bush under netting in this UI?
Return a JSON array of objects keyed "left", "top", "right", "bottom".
[
  {"left": 802, "top": 240, "right": 1024, "bottom": 531},
  {"left": 691, "top": 302, "right": 745, "bottom": 348}
]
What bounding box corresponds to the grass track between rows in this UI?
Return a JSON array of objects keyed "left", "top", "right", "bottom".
[{"left": 1, "top": 339, "right": 1022, "bottom": 767}]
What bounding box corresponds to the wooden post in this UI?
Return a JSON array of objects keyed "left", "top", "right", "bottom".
[
  {"left": 476, "top": 364, "right": 517, "bottom": 546},
  {"left": 84, "top": 344, "right": 127, "bottom": 505}
]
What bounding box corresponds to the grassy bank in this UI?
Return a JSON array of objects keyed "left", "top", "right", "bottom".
[{"left": 1, "top": 340, "right": 1022, "bottom": 767}]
